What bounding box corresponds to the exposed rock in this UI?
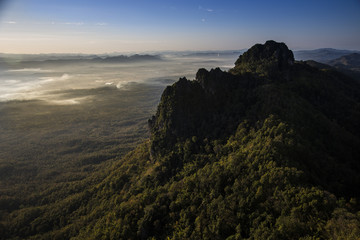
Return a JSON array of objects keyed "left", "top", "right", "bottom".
[
  {"left": 149, "top": 40, "right": 360, "bottom": 161},
  {"left": 230, "top": 40, "right": 294, "bottom": 78}
]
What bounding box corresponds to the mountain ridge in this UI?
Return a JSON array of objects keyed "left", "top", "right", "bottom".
[
  {"left": 293, "top": 48, "right": 360, "bottom": 63},
  {"left": 0, "top": 54, "right": 162, "bottom": 68},
  {"left": 2, "top": 40, "right": 360, "bottom": 239},
  {"left": 149, "top": 41, "right": 360, "bottom": 195}
]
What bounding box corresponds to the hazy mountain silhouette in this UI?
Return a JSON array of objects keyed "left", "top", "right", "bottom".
[
  {"left": 328, "top": 53, "right": 360, "bottom": 68},
  {"left": 293, "top": 48, "right": 360, "bottom": 63},
  {"left": 0, "top": 54, "right": 162, "bottom": 68}
]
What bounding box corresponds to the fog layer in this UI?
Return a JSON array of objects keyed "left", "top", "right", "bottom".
[{"left": 0, "top": 52, "right": 241, "bottom": 103}]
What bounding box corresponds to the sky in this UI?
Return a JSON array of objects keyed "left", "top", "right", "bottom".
[{"left": 0, "top": 0, "right": 359, "bottom": 53}]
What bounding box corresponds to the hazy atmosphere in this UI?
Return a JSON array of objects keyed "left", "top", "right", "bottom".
[
  {"left": 0, "top": 52, "right": 241, "bottom": 103},
  {"left": 0, "top": 0, "right": 360, "bottom": 53}
]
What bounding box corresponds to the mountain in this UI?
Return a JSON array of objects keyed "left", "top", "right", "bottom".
[
  {"left": 327, "top": 53, "right": 360, "bottom": 72},
  {"left": 149, "top": 40, "right": 360, "bottom": 198},
  {"left": 326, "top": 53, "right": 360, "bottom": 80},
  {"left": 295, "top": 54, "right": 360, "bottom": 82},
  {"left": 328, "top": 53, "right": 360, "bottom": 68},
  {"left": 181, "top": 50, "right": 246, "bottom": 58},
  {"left": 95, "top": 54, "right": 162, "bottom": 63},
  {"left": 293, "top": 48, "right": 360, "bottom": 63},
  {"left": 0, "top": 54, "right": 162, "bottom": 68},
  {"left": 2, "top": 41, "right": 360, "bottom": 239}
]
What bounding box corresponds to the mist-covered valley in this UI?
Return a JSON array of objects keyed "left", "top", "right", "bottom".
[
  {"left": 2, "top": 46, "right": 360, "bottom": 239},
  {"left": 0, "top": 51, "right": 241, "bottom": 207},
  {"left": 0, "top": 52, "right": 240, "bottom": 102}
]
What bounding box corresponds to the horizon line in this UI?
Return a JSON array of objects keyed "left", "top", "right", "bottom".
[{"left": 1, "top": 47, "right": 360, "bottom": 55}]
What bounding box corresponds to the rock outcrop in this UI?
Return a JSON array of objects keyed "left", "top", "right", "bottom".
[{"left": 230, "top": 40, "right": 294, "bottom": 78}]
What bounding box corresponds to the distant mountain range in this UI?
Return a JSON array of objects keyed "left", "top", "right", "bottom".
[
  {"left": 180, "top": 50, "right": 246, "bottom": 58},
  {"left": 1, "top": 48, "right": 360, "bottom": 65},
  {"left": 298, "top": 53, "right": 360, "bottom": 81},
  {"left": 0, "top": 54, "right": 162, "bottom": 68},
  {"left": 96, "top": 54, "right": 162, "bottom": 63},
  {"left": 293, "top": 48, "right": 360, "bottom": 63}
]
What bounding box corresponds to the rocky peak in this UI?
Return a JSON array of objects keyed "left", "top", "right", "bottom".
[
  {"left": 195, "top": 68, "right": 234, "bottom": 94},
  {"left": 231, "top": 40, "right": 294, "bottom": 77}
]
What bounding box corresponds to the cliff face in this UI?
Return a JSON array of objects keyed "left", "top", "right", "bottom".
[
  {"left": 148, "top": 69, "right": 246, "bottom": 155},
  {"left": 137, "top": 42, "right": 360, "bottom": 240},
  {"left": 230, "top": 40, "right": 294, "bottom": 77},
  {"left": 149, "top": 41, "right": 298, "bottom": 150},
  {"left": 149, "top": 40, "right": 360, "bottom": 148},
  {"left": 149, "top": 40, "right": 360, "bottom": 196}
]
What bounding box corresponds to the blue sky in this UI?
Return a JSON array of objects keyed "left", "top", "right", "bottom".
[{"left": 0, "top": 0, "right": 359, "bottom": 53}]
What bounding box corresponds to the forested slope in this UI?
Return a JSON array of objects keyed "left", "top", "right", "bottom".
[{"left": 2, "top": 40, "right": 360, "bottom": 239}]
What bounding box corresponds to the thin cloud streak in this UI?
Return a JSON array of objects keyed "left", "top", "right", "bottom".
[
  {"left": 16, "top": 21, "right": 108, "bottom": 27},
  {"left": 198, "top": 6, "right": 214, "bottom": 12},
  {"left": 95, "top": 22, "right": 108, "bottom": 26},
  {"left": 64, "top": 22, "right": 84, "bottom": 26}
]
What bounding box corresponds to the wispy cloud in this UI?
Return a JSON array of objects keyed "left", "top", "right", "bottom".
[
  {"left": 35, "top": 21, "right": 84, "bottom": 26},
  {"left": 3, "top": 21, "right": 16, "bottom": 24},
  {"left": 198, "top": 6, "right": 214, "bottom": 12},
  {"left": 95, "top": 22, "right": 108, "bottom": 26},
  {"left": 7, "top": 68, "right": 52, "bottom": 73},
  {"left": 64, "top": 22, "right": 84, "bottom": 26},
  {"left": 31, "top": 21, "right": 107, "bottom": 27},
  {"left": 201, "top": 18, "right": 206, "bottom": 22}
]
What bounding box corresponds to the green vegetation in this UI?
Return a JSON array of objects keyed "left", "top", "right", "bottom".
[
  {"left": 1, "top": 41, "right": 360, "bottom": 239},
  {"left": 0, "top": 83, "right": 163, "bottom": 239}
]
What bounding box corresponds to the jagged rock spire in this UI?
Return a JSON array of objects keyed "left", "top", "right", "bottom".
[{"left": 231, "top": 40, "right": 294, "bottom": 77}]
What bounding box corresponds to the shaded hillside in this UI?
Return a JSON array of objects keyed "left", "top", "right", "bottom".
[
  {"left": 301, "top": 58, "right": 360, "bottom": 82},
  {"left": 2, "top": 41, "right": 360, "bottom": 240},
  {"left": 302, "top": 60, "right": 333, "bottom": 70},
  {"left": 328, "top": 53, "right": 360, "bottom": 68},
  {"left": 326, "top": 53, "right": 360, "bottom": 80},
  {"left": 293, "top": 48, "right": 359, "bottom": 63}
]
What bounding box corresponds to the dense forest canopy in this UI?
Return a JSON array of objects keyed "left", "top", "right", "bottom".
[{"left": 1, "top": 40, "right": 360, "bottom": 239}]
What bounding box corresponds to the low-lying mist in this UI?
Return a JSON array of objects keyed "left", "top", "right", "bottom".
[
  {"left": 0, "top": 51, "right": 241, "bottom": 195},
  {"left": 0, "top": 52, "right": 240, "bottom": 103}
]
